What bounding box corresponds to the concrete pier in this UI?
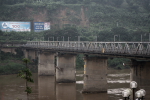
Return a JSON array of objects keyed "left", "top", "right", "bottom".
[
  {"left": 56, "top": 53, "right": 76, "bottom": 83},
  {"left": 28, "top": 50, "right": 37, "bottom": 60},
  {"left": 38, "top": 51, "right": 56, "bottom": 75},
  {"left": 82, "top": 55, "right": 107, "bottom": 93},
  {"left": 131, "top": 59, "right": 150, "bottom": 88},
  {"left": 23, "top": 49, "right": 28, "bottom": 58}
]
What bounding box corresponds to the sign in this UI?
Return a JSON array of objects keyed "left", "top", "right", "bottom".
[
  {"left": 0, "top": 21, "right": 31, "bottom": 32},
  {"left": 34, "top": 22, "right": 50, "bottom": 32}
]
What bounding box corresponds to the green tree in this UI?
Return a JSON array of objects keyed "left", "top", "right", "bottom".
[{"left": 17, "top": 58, "right": 34, "bottom": 99}]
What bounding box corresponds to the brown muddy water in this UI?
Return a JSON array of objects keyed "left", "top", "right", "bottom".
[{"left": 0, "top": 68, "right": 149, "bottom": 100}]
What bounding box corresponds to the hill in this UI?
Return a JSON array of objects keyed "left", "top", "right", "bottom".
[{"left": 0, "top": 0, "right": 150, "bottom": 31}]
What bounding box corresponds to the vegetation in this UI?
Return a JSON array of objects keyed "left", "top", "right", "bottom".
[
  {"left": 17, "top": 58, "right": 34, "bottom": 98},
  {"left": 0, "top": 49, "right": 37, "bottom": 75}
]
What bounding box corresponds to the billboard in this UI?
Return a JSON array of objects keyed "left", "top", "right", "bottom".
[
  {"left": 0, "top": 21, "right": 31, "bottom": 32},
  {"left": 34, "top": 22, "right": 50, "bottom": 32}
]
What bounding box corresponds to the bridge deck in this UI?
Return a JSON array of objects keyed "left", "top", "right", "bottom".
[{"left": 22, "top": 41, "right": 150, "bottom": 59}]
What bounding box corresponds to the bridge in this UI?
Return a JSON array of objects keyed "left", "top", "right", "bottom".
[
  {"left": 1, "top": 41, "right": 150, "bottom": 93},
  {"left": 24, "top": 41, "right": 150, "bottom": 58}
]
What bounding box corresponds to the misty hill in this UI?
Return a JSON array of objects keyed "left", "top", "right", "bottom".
[{"left": 0, "top": 0, "right": 150, "bottom": 32}]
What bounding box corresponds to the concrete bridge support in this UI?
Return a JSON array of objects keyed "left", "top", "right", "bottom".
[
  {"left": 131, "top": 59, "right": 150, "bottom": 89},
  {"left": 38, "top": 51, "right": 56, "bottom": 75},
  {"left": 23, "top": 49, "right": 38, "bottom": 60},
  {"left": 82, "top": 55, "right": 107, "bottom": 93},
  {"left": 23, "top": 49, "right": 28, "bottom": 58},
  {"left": 56, "top": 53, "right": 76, "bottom": 83},
  {"left": 28, "top": 50, "right": 37, "bottom": 60}
]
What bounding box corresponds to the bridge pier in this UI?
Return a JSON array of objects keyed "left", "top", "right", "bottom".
[
  {"left": 131, "top": 59, "right": 150, "bottom": 89},
  {"left": 28, "top": 50, "right": 37, "bottom": 60},
  {"left": 23, "top": 49, "right": 28, "bottom": 58},
  {"left": 38, "top": 51, "right": 56, "bottom": 75},
  {"left": 56, "top": 53, "right": 76, "bottom": 83},
  {"left": 82, "top": 55, "right": 107, "bottom": 93}
]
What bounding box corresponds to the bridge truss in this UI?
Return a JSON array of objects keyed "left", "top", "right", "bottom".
[{"left": 24, "top": 41, "right": 150, "bottom": 58}]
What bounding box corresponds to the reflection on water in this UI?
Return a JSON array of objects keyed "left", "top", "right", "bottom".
[
  {"left": 56, "top": 83, "right": 76, "bottom": 100},
  {"left": 38, "top": 76, "right": 56, "bottom": 100},
  {"left": 0, "top": 69, "right": 150, "bottom": 100}
]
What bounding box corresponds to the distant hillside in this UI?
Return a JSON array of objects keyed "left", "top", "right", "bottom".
[{"left": 0, "top": 0, "right": 150, "bottom": 31}]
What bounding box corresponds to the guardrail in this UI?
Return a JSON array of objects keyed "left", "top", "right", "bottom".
[{"left": 23, "top": 41, "right": 150, "bottom": 56}]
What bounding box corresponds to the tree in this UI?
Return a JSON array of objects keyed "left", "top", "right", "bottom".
[{"left": 17, "top": 58, "right": 34, "bottom": 100}]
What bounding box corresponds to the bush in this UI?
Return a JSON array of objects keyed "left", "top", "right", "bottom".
[{"left": 0, "top": 62, "right": 25, "bottom": 75}]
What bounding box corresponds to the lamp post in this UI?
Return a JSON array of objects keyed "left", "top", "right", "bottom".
[
  {"left": 122, "top": 89, "right": 132, "bottom": 100},
  {"left": 135, "top": 89, "right": 146, "bottom": 100},
  {"left": 62, "top": 36, "right": 64, "bottom": 41},
  {"left": 149, "top": 33, "right": 150, "bottom": 42},
  {"left": 57, "top": 37, "right": 59, "bottom": 41},
  {"left": 130, "top": 81, "right": 137, "bottom": 100},
  {"left": 78, "top": 36, "right": 81, "bottom": 42},
  {"left": 121, "top": 81, "right": 146, "bottom": 100},
  {"left": 68, "top": 37, "right": 70, "bottom": 42},
  {"left": 95, "top": 36, "right": 97, "bottom": 42},
  {"left": 114, "top": 35, "right": 118, "bottom": 42},
  {"left": 141, "top": 34, "right": 142, "bottom": 42}
]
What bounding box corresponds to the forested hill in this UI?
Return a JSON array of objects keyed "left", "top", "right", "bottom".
[{"left": 0, "top": 0, "right": 150, "bottom": 32}]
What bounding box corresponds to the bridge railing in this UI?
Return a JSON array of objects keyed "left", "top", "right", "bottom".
[{"left": 24, "top": 41, "right": 150, "bottom": 56}]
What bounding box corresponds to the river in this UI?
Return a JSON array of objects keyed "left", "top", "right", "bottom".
[{"left": 0, "top": 68, "right": 149, "bottom": 100}]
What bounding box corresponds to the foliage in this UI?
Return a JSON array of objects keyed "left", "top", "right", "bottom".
[
  {"left": 17, "top": 58, "right": 34, "bottom": 95},
  {"left": 108, "top": 58, "right": 130, "bottom": 69},
  {"left": 0, "top": 51, "right": 37, "bottom": 75},
  {"left": 0, "top": 62, "right": 25, "bottom": 74},
  {"left": 76, "top": 54, "right": 84, "bottom": 69}
]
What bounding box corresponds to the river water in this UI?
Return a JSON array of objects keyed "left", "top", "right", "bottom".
[{"left": 0, "top": 68, "right": 149, "bottom": 100}]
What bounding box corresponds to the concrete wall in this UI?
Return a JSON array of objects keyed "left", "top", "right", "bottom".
[
  {"left": 82, "top": 56, "right": 107, "bottom": 93},
  {"left": 56, "top": 53, "right": 76, "bottom": 83},
  {"left": 38, "top": 51, "right": 56, "bottom": 75}
]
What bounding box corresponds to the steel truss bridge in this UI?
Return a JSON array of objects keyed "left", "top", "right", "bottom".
[{"left": 23, "top": 41, "right": 150, "bottom": 59}]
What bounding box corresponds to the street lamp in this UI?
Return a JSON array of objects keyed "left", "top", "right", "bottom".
[
  {"left": 57, "top": 37, "right": 59, "bottom": 41},
  {"left": 135, "top": 89, "right": 146, "bottom": 100},
  {"left": 114, "top": 35, "right": 118, "bottom": 42},
  {"left": 68, "top": 37, "right": 71, "bottom": 42},
  {"left": 141, "top": 34, "right": 142, "bottom": 42},
  {"left": 62, "top": 36, "right": 64, "bottom": 41},
  {"left": 130, "top": 81, "right": 137, "bottom": 100},
  {"left": 149, "top": 33, "right": 150, "bottom": 42},
  {"left": 78, "top": 36, "right": 81, "bottom": 42},
  {"left": 94, "top": 36, "right": 97, "bottom": 42},
  {"left": 122, "top": 89, "right": 132, "bottom": 100}
]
